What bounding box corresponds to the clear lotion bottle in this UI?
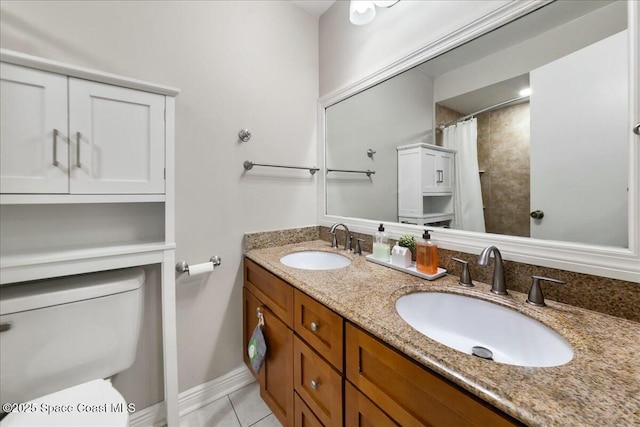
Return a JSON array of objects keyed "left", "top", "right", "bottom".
[
  {"left": 373, "top": 223, "right": 391, "bottom": 262},
  {"left": 416, "top": 230, "right": 438, "bottom": 275}
]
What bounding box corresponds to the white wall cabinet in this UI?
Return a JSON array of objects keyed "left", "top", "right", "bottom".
[
  {"left": 0, "top": 49, "right": 181, "bottom": 426},
  {"left": 1, "top": 63, "right": 165, "bottom": 195},
  {"left": 397, "top": 143, "right": 455, "bottom": 225}
]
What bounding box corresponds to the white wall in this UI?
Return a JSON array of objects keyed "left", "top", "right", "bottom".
[
  {"left": 0, "top": 0, "right": 318, "bottom": 409},
  {"left": 326, "top": 67, "right": 433, "bottom": 222},
  {"left": 434, "top": 1, "right": 627, "bottom": 102},
  {"left": 319, "top": 0, "right": 509, "bottom": 97}
]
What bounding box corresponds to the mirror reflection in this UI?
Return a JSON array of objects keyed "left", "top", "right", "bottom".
[{"left": 325, "top": 0, "right": 629, "bottom": 248}]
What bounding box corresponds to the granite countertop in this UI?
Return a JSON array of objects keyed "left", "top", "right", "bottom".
[{"left": 245, "top": 240, "right": 640, "bottom": 427}]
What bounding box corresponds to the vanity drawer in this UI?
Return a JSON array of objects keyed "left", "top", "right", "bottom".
[
  {"left": 345, "top": 381, "right": 398, "bottom": 427},
  {"left": 293, "top": 335, "right": 343, "bottom": 427},
  {"left": 294, "top": 289, "right": 343, "bottom": 372},
  {"left": 244, "top": 258, "right": 293, "bottom": 327},
  {"left": 294, "top": 392, "right": 325, "bottom": 427},
  {"left": 345, "top": 323, "right": 522, "bottom": 427}
]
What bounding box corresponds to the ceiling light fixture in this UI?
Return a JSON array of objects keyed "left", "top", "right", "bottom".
[{"left": 350, "top": 0, "right": 399, "bottom": 26}]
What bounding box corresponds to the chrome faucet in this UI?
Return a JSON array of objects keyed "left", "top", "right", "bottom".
[
  {"left": 329, "top": 223, "right": 351, "bottom": 251},
  {"left": 478, "top": 246, "right": 507, "bottom": 295}
]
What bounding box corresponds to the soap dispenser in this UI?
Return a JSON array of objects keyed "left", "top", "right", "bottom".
[
  {"left": 373, "top": 223, "right": 391, "bottom": 262},
  {"left": 416, "top": 230, "right": 438, "bottom": 275}
]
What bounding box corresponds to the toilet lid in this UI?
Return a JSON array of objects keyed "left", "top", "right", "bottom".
[{"left": 1, "top": 379, "right": 129, "bottom": 427}]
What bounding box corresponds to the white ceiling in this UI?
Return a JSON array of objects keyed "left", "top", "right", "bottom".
[{"left": 290, "top": 0, "right": 336, "bottom": 17}]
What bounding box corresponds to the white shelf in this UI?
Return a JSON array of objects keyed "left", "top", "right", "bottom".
[
  {"left": 366, "top": 254, "right": 447, "bottom": 280},
  {"left": 1, "top": 194, "right": 165, "bottom": 204},
  {"left": 0, "top": 241, "right": 174, "bottom": 284}
]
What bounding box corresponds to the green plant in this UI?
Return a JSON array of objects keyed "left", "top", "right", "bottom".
[{"left": 398, "top": 234, "right": 416, "bottom": 253}]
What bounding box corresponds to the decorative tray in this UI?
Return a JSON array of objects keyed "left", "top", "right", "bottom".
[{"left": 365, "top": 254, "right": 447, "bottom": 280}]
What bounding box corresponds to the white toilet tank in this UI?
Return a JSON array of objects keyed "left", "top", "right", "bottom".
[{"left": 0, "top": 268, "right": 145, "bottom": 405}]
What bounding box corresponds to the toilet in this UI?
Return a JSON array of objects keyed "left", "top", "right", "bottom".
[{"left": 0, "top": 268, "right": 145, "bottom": 426}]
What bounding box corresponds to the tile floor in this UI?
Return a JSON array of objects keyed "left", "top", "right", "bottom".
[{"left": 179, "top": 382, "right": 282, "bottom": 427}]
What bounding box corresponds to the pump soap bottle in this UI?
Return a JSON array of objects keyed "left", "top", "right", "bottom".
[
  {"left": 416, "top": 230, "right": 438, "bottom": 275},
  {"left": 373, "top": 223, "right": 391, "bottom": 262}
]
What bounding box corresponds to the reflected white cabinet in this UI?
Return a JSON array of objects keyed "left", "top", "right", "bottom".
[
  {"left": 1, "top": 63, "right": 165, "bottom": 195},
  {"left": 397, "top": 143, "right": 455, "bottom": 226}
]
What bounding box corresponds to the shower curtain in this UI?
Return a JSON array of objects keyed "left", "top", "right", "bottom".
[{"left": 442, "top": 118, "right": 486, "bottom": 232}]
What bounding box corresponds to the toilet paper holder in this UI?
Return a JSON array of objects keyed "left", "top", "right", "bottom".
[{"left": 176, "top": 256, "right": 222, "bottom": 275}]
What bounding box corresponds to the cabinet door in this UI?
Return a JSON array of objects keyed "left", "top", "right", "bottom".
[
  {"left": 397, "top": 149, "right": 423, "bottom": 217},
  {"left": 0, "top": 63, "right": 68, "bottom": 193},
  {"left": 261, "top": 304, "right": 294, "bottom": 427},
  {"left": 68, "top": 79, "right": 165, "bottom": 194},
  {"left": 435, "top": 151, "right": 454, "bottom": 193},
  {"left": 420, "top": 149, "right": 439, "bottom": 194},
  {"left": 243, "top": 287, "right": 294, "bottom": 427}
]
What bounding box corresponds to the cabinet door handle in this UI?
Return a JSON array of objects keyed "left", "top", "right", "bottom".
[
  {"left": 310, "top": 379, "right": 319, "bottom": 390},
  {"left": 634, "top": 122, "right": 640, "bottom": 135},
  {"left": 436, "top": 170, "right": 443, "bottom": 183},
  {"left": 310, "top": 321, "right": 319, "bottom": 332},
  {"left": 76, "top": 131, "right": 82, "bottom": 168},
  {"left": 53, "top": 129, "right": 59, "bottom": 167}
]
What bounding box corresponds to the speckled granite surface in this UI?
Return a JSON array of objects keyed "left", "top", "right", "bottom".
[{"left": 245, "top": 240, "right": 640, "bottom": 427}]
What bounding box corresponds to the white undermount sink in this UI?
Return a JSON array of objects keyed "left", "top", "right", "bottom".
[
  {"left": 396, "top": 292, "right": 573, "bottom": 367},
  {"left": 280, "top": 251, "right": 351, "bottom": 270}
]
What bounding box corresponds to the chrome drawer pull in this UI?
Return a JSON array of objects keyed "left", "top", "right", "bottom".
[
  {"left": 53, "top": 129, "right": 59, "bottom": 166},
  {"left": 310, "top": 379, "right": 319, "bottom": 390},
  {"left": 310, "top": 322, "right": 319, "bottom": 332},
  {"left": 76, "top": 131, "right": 82, "bottom": 168}
]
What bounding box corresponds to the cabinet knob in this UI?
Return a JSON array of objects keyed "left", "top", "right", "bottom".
[
  {"left": 310, "top": 379, "right": 319, "bottom": 390},
  {"left": 634, "top": 122, "right": 640, "bottom": 135},
  {"left": 310, "top": 321, "right": 319, "bottom": 332}
]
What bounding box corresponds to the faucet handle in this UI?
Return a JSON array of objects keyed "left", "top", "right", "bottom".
[
  {"left": 527, "top": 275, "right": 566, "bottom": 307},
  {"left": 452, "top": 258, "right": 473, "bottom": 287},
  {"left": 353, "top": 238, "right": 364, "bottom": 255},
  {"left": 330, "top": 232, "right": 338, "bottom": 248}
]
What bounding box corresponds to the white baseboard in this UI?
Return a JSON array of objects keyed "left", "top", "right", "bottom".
[{"left": 129, "top": 365, "right": 255, "bottom": 427}]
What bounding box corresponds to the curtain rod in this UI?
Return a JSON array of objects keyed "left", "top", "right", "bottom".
[{"left": 438, "top": 94, "right": 529, "bottom": 130}]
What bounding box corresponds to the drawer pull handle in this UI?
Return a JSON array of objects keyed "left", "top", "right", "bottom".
[
  {"left": 310, "top": 379, "right": 319, "bottom": 390},
  {"left": 76, "top": 131, "right": 82, "bottom": 168},
  {"left": 53, "top": 129, "right": 59, "bottom": 167},
  {"left": 310, "top": 321, "right": 319, "bottom": 332}
]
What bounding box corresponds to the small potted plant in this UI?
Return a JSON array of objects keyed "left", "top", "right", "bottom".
[{"left": 398, "top": 234, "right": 417, "bottom": 260}]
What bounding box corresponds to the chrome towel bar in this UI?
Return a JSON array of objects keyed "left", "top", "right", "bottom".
[
  {"left": 243, "top": 160, "right": 319, "bottom": 175},
  {"left": 327, "top": 168, "right": 375, "bottom": 177}
]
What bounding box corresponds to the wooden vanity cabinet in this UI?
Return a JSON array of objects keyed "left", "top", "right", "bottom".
[
  {"left": 244, "top": 258, "right": 344, "bottom": 427},
  {"left": 243, "top": 258, "right": 522, "bottom": 427}
]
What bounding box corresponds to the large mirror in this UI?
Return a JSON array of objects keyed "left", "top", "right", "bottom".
[{"left": 325, "top": 0, "right": 630, "bottom": 249}]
